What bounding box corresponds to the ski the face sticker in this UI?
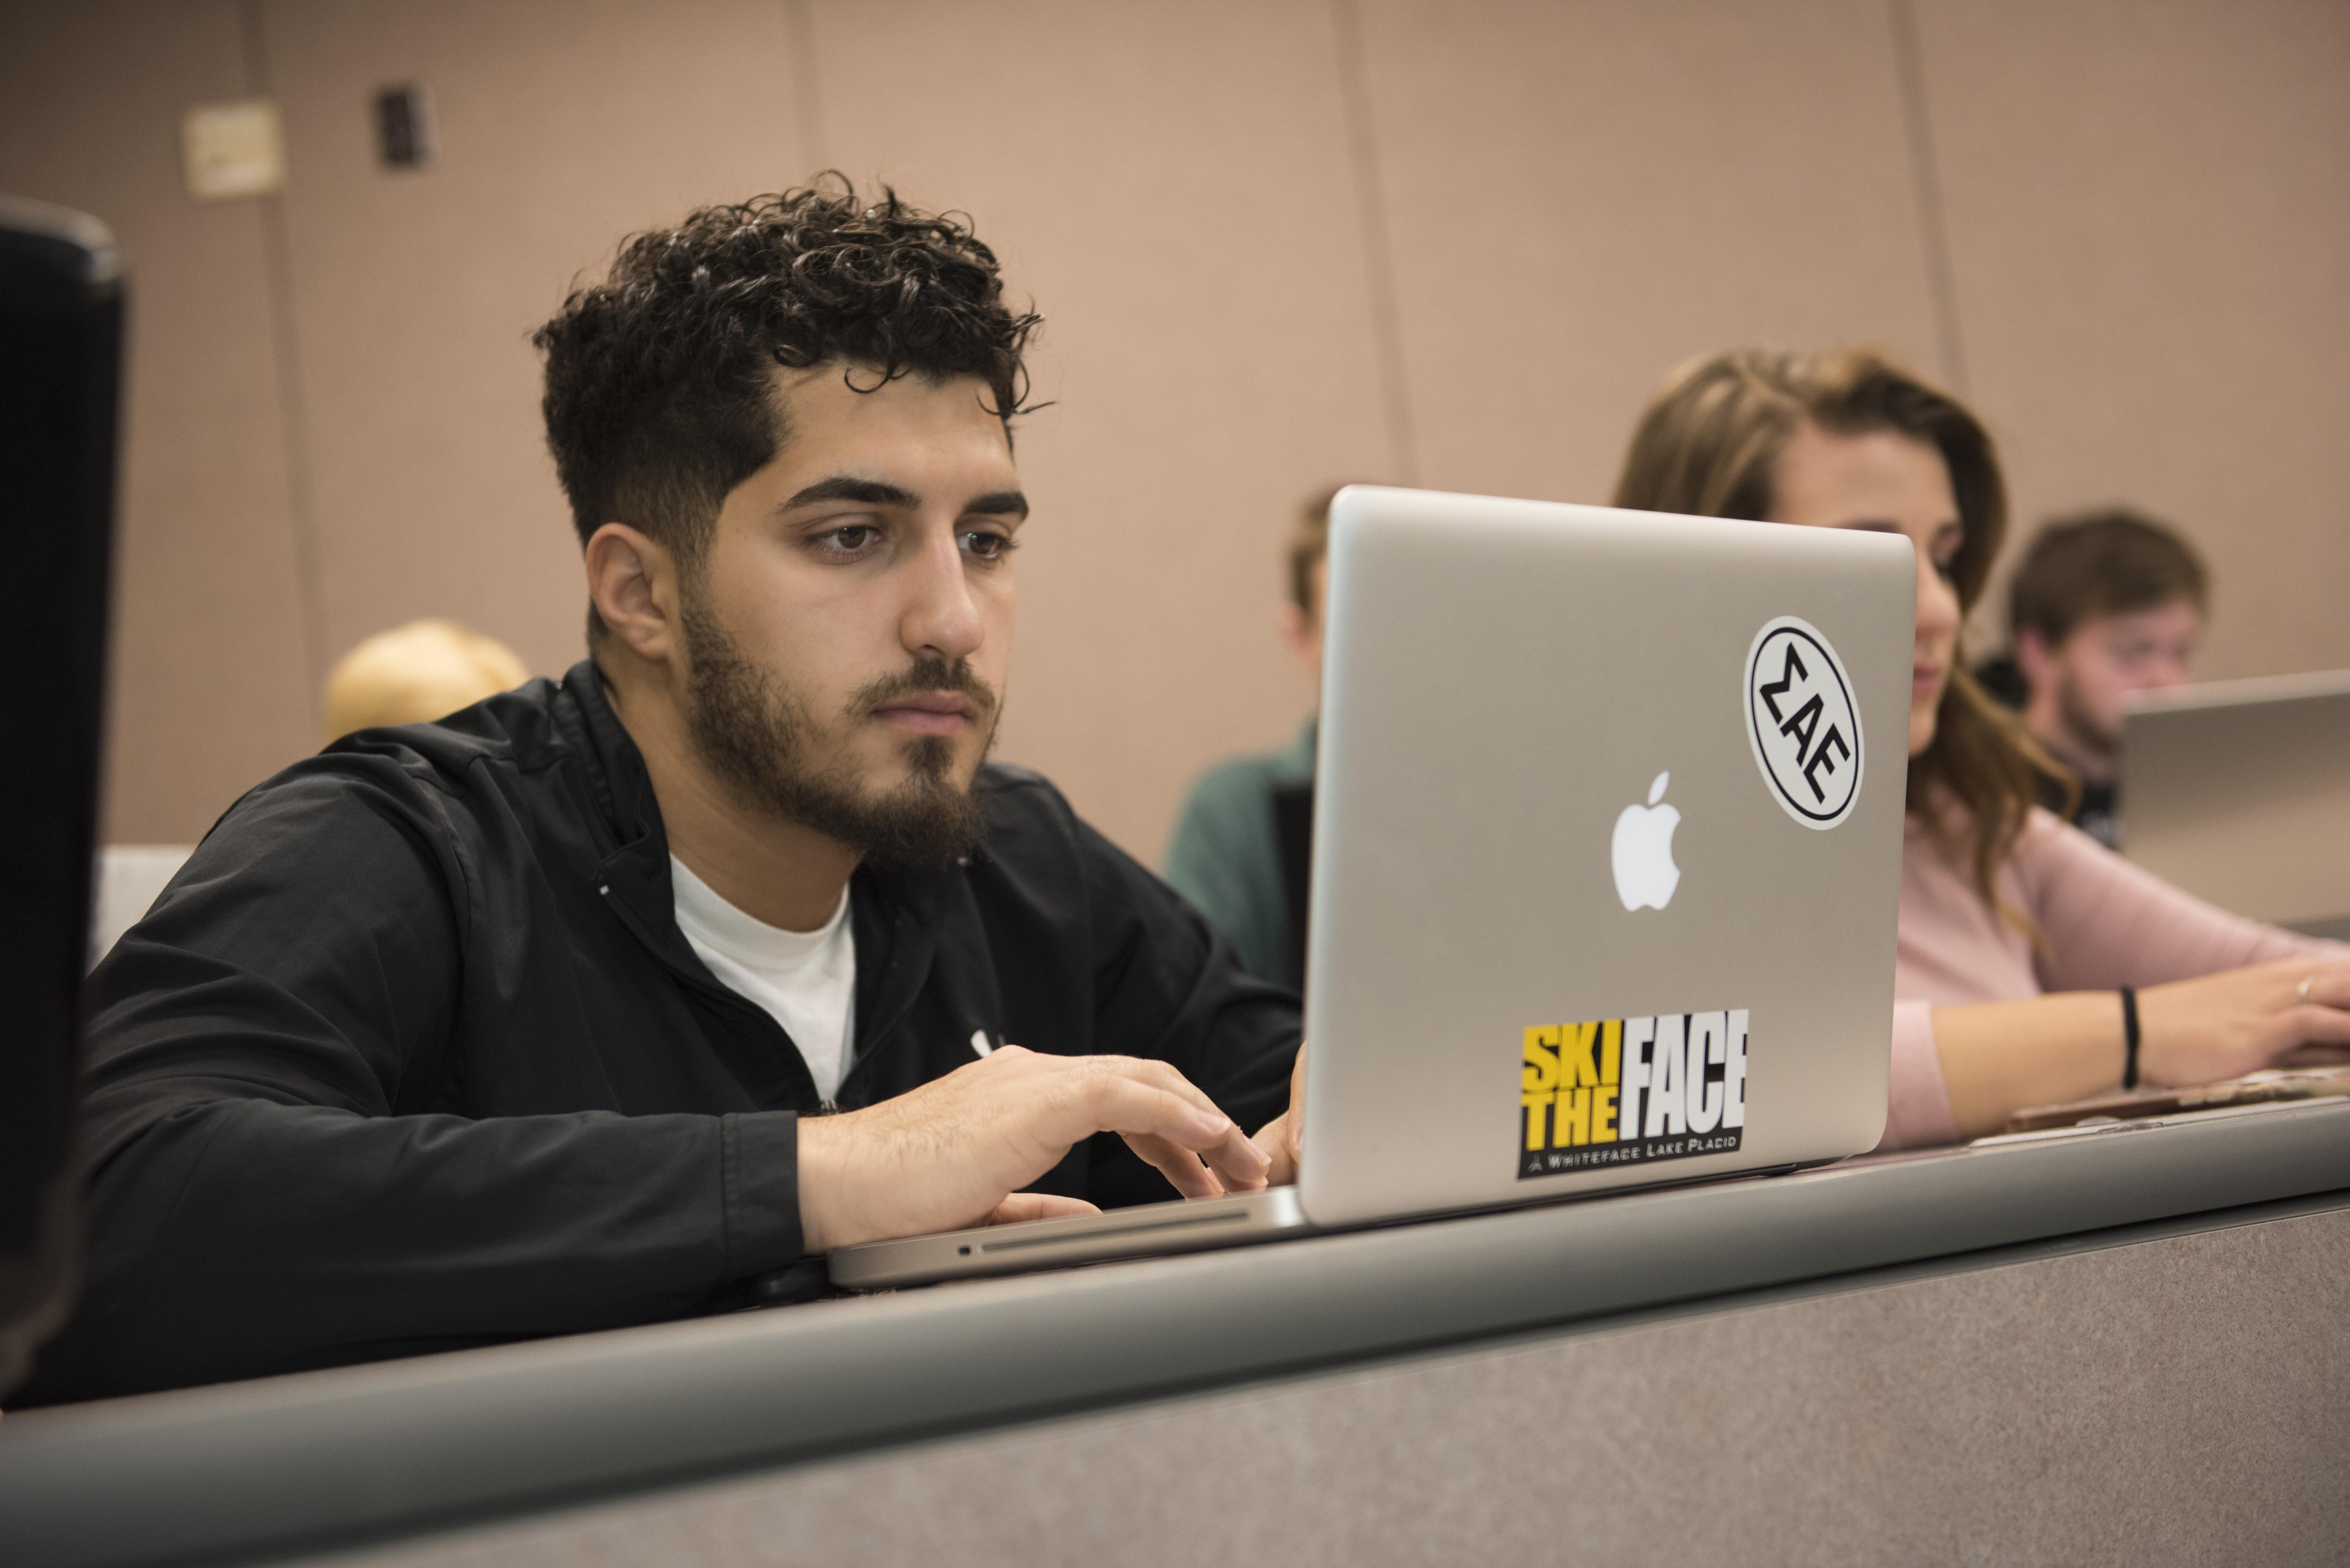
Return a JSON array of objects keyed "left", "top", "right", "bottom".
[
  {"left": 1744, "top": 616, "right": 1863, "bottom": 829},
  {"left": 1519, "top": 1010, "right": 1748, "bottom": 1177}
]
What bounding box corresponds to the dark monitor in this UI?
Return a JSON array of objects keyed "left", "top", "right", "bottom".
[{"left": 0, "top": 196, "right": 122, "bottom": 1399}]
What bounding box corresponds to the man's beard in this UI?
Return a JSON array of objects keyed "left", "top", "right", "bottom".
[{"left": 679, "top": 591, "right": 999, "bottom": 870}]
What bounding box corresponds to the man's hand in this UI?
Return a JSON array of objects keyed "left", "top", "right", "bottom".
[
  {"left": 1251, "top": 1039, "right": 1308, "bottom": 1186},
  {"left": 797, "top": 1046, "right": 1271, "bottom": 1253}
]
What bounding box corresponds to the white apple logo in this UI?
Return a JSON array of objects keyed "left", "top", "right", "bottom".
[{"left": 1611, "top": 771, "right": 1682, "bottom": 912}]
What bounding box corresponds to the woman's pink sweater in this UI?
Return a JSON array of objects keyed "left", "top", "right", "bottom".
[{"left": 1885, "top": 807, "right": 2348, "bottom": 1148}]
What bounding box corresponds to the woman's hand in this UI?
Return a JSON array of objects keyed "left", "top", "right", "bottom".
[
  {"left": 1934, "top": 957, "right": 2350, "bottom": 1139},
  {"left": 2138, "top": 958, "right": 2350, "bottom": 1086}
]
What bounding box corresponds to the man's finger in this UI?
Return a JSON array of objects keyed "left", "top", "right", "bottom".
[
  {"left": 1249, "top": 1111, "right": 1297, "bottom": 1187},
  {"left": 1281, "top": 1039, "right": 1307, "bottom": 1175},
  {"left": 1121, "top": 1060, "right": 1271, "bottom": 1188},
  {"left": 986, "top": 1193, "right": 1099, "bottom": 1226},
  {"left": 1104, "top": 1055, "right": 1232, "bottom": 1120},
  {"left": 1121, "top": 1132, "right": 1227, "bottom": 1200},
  {"left": 1055, "top": 1067, "right": 1270, "bottom": 1199},
  {"left": 1261, "top": 1108, "right": 1303, "bottom": 1185},
  {"left": 1078, "top": 1075, "right": 1245, "bottom": 1152},
  {"left": 1200, "top": 1120, "right": 1271, "bottom": 1192}
]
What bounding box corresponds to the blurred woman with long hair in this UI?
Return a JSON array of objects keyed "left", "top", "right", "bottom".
[{"left": 1614, "top": 347, "right": 2349, "bottom": 1146}]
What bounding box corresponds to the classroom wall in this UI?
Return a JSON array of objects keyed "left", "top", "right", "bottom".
[{"left": 2, "top": 0, "right": 2344, "bottom": 858}]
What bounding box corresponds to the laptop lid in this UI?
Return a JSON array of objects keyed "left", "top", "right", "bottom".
[
  {"left": 2121, "top": 670, "right": 2350, "bottom": 935},
  {"left": 1298, "top": 488, "right": 1914, "bottom": 1228}
]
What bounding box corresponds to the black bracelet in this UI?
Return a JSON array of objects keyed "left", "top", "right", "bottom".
[{"left": 2119, "top": 986, "right": 2141, "bottom": 1090}]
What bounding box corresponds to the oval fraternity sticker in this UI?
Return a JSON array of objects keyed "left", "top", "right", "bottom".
[{"left": 1744, "top": 616, "right": 1863, "bottom": 829}]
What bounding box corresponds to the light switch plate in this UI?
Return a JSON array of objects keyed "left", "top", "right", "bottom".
[
  {"left": 182, "top": 99, "right": 285, "bottom": 200},
  {"left": 375, "top": 82, "right": 433, "bottom": 168}
]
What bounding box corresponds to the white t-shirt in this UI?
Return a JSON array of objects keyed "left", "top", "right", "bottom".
[{"left": 668, "top": 855, "right": 857, "bottom": 1102}]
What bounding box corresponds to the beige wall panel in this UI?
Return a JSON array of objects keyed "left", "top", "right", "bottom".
[
  {"left": 1359, "top": 0, "right": 1949, "bottom": 506},
  {"left": 1916, "top": 0, "right": 2350, "bottom": 679},
  {"left": 0, "top": 1, "right": 316, "bottom": 843},
  {"left": 256, "top": 0, "right": 809, "bottom": 689},
  {"left": 24, "top": 0, "right": 2343, "bottom": 856},
  {"left": 810, "top": 0, "right": 1393, "bottom": 861}
]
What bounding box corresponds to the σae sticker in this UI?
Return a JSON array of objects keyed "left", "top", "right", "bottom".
[
  {"left": 1520, "top": 1010, "right": 1747, "bottom": 1178},
  {"left": 1745, "top": 617, "right": 1862, "bottom": 829}
]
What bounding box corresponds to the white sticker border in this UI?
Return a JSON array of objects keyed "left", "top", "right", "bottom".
[{"left": 1742, "top": 615, "right": 1864, "bottom": 831}]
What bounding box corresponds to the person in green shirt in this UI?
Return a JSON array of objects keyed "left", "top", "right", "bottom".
[{"left": 1164, "top": 487, "right": 1350, "bottom": 992}]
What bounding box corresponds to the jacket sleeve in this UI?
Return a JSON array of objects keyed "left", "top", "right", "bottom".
[
  {"left": 1072, "top": 812, "right": 1304, "bottom": 1209},
  {"left": 24, "top": 761, "right": 800, "bottom": 1404}
]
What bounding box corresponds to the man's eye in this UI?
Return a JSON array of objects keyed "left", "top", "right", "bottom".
[
  {"left": 820, "top": 524, "right": 879, "bottom": 553},
  {"left": 961, "top": 529, "right": 1016, "bottom": 561}
]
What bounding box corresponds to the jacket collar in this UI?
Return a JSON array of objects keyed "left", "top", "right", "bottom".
[
  {"left": 553, "top": 659, "right": 951, "bottom": 1068},
  {"left": 557, "top": 661, "right": 688, "bottom": 965}
]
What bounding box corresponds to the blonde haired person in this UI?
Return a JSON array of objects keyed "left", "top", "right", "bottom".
[
  {"left": 321, "top": 618, "right": 530, "bottom": 744},
  {"left": 1614, "top": 348, "right": 2349, "bottom": 1147}
]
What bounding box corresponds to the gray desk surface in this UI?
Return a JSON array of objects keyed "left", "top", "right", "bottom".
[{"left": 6, "top": 1099, "right": 2350, "bottom": 1568}]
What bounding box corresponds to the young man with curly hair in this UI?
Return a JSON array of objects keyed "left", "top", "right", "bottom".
[{"left": 25, "top": 183, "right": 1303, "bottom": 1405}]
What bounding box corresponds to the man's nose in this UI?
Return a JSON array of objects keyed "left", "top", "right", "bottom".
[{"left": 900, "top": 521, "right": 985, "bottom": 665}]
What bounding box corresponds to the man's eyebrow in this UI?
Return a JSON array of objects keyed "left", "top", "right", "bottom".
[
  {"left": 781, "top": 476, "right": 921, "bottom": 512},
  {"left": 965, "top": 491, "right": 1030, "bottom": 520}
]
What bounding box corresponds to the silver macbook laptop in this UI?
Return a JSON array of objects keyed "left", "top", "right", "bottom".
[
  {"left": 830, "top": 487, "right": 1915, "bottom": 1289},
  {"left": 2120, "top": 669, "right": 2350, "bottom": 940}
]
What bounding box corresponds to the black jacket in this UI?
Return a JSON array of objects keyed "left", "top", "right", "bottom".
[{"left": 24, "top": 664, "right": 1300, "bottom": 1404}]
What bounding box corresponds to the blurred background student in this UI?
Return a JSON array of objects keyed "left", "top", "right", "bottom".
[
  {"left": 1613, "top": 347, "right": 2349, "bottom": 1149},
  {"left": 1974, "top": 510, "right": 2208, "bottom": 848},
  {"left": 1163, "top": 485, "right": 1352, "bottom": 993},
  {"left": 91, "top": 617, "right": 530, "bottom": 965},
  {"left": 321, "top": 616, "right": 531, "bottom": 744}
]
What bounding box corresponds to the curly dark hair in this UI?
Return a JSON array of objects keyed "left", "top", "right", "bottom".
[{"left": 532, "top": 176, "right": 1040, "bottom": 590}]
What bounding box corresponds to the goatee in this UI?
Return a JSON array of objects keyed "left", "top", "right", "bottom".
[{"left": 680, "top": 592, "right": 997, "bottom": 869}]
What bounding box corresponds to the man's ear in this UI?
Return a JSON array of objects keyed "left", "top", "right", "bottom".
[
  {"left": 1276, "top": 601, "right": 1310, "bottom": 658},
  {"left": 585, "top": 523, "right": 680, "bottom": 667}
]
